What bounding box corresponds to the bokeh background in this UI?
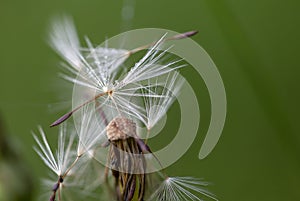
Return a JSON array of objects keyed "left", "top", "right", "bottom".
[{"left": 0, "top": 0, "right": 299, "bottom": 200}]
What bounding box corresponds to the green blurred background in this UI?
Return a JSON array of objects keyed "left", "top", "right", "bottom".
[{"left": 0, "top": 0, "right": 299, "bottom": 200}]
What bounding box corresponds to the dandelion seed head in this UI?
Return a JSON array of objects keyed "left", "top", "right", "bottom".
[{"left": 41, "top": 17, "right": 214, "bottom": 201}]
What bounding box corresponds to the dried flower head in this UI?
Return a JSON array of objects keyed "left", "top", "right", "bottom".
[{"left": 33, "top": 16, "right": 217, "bottom": 201}]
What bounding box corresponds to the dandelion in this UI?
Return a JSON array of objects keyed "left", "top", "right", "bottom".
[{"left": 33, "top": 16, "right": 217, "bottom": 201}]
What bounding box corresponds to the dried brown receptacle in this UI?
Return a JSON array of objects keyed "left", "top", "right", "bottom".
[{"left": 106, "top": 117, "right": 148, "bottom": 201}]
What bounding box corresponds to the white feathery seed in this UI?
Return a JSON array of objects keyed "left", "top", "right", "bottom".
[
  {"left": 49, "top": 17, "right": 185, "bottom": 127},
  {"left": 33, "top": 126, "right": 76, "bottom": 176},
  {"left": 150, "top": 177, "right": 218, "bottom": 201},
  {"left": 76, "top": 105, "right": 107, "bottom": 156},
  {"left": 49, "top": 16, "right": 82, "bottom": 70},
  {"left": 142, "top": 71, "right": 184, "bottom": 130}
]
